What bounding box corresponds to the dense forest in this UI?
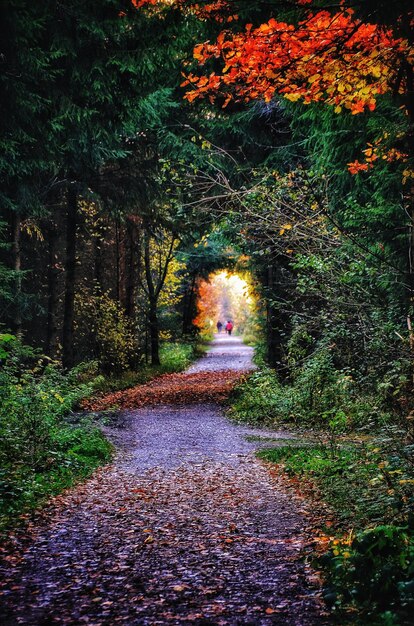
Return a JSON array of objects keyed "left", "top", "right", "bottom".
[{"left": 1, "top": 1, "right": 414, "bottom": 625}]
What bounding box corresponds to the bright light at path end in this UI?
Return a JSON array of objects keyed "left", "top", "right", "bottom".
[{"left": 194, "top": 270, "right": 256, "bottom": 336}]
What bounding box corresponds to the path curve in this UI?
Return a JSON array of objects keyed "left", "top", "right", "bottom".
[{"left": 0, "top": 336, "right": 329, "bottom": 626}]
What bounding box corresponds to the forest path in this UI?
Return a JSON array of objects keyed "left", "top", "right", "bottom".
[
  {"left": 186, "top": 333, "right": 255, "bottom": 373},
  {"left": 0, "top": 336, "right": 329, "bottom": 626}
]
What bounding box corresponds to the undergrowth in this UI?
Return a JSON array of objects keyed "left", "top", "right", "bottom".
[
  {"left": 0, "top": 336, "right": 112, "bottom": 533},
  {"left": 229, "top": 345, "right": 414, "bottom": 625},
  {"left": 92, "top": 340, "right": 205, "bottom": 394},
  {"left": 258, "top": 443, "right": 414, "bottom": 625},
  {"left": 258, "top": 444, "right": 414, "bottom": 530},
  {"left": 229, "top": 360, "right": 392, "bottom": 432}
]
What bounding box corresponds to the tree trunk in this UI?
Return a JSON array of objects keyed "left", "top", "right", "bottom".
[
  {"left": 115, "top": 218, "right": 121, "bottom": 304},
  {"left": 94, "top": 220, "right": 104, "bottom": 290},
  {"left": 46, "top": 220, "right": 59, "bottom": 357},
  {"left": 404, "top": 61, "right": 414, "bottom": 377},
  {"left": 182, "top": 287, "right": 188, "bottom": 335},
  {"left": 405, "top": 59, "right": 414, "bottom": 292},
  {"left": 143, "top": 230, "right": 160, "bottom": 365},
  {"left": 265, "top": 264, "right": 284, "bottom": 370},
  {"left": 62, "top": 185, "right": 78, "bottom": 369},
  {"left": 148, "top": 296, "right": 160, "bottom": 366},
  {"left": 11, "top": 212, "right": 22, "bottom": 337},
  {"left": 182, "top": 273, "right": 196, "bottom": 335},
  {"left": 124, "top": 219, "right": 136, "bottom": 318}
]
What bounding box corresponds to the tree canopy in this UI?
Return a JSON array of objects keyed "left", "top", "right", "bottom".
[{"left": 1, "top": 2, "right": 414, "bottom": 622}]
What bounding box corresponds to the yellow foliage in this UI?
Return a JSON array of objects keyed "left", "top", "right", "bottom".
[{"left": 75, "top": 289, "right": 137, "bottom": 373}]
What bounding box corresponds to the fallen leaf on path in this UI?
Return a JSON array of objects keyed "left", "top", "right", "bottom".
[{"left": 82, "top": 370, "right": 247, "bottom": 411}]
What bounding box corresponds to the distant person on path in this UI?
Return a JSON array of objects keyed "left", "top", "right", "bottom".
[
  {"left": 225, "top": 321, "right": 233, "bottom": 335},
  {"left": 217, "top": 320, "right": 223, "bottom": 333}
]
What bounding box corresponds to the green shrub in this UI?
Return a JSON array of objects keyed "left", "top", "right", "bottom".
[
  {"left": 0, "top": 332, "right": 39, "bottom": 369},
  {"left": 229, "top": 367, "right": 295, "bottom": 424},
  {"left": 229, "top": 352, "right": 352, "bottom": 428},
  {"left": 286, "top": 323, "right": 313, "bottom": 368},
  {"left": 323, "top": 526, "right": 414, "bottom": 624},
  {"left": 230, "top": 344, "right": 392, "bottom": 432},
  {"left": 0, "top": 340, "right": 112, "bottom": 532},
  {"left": 0, "top": 333, "right": 16, "bottom": 360},
  {"left": 159, "top": 342, "right": 195, "bottom": 372},
  {"left": 260, "top": 443, "right": 414, "bottom": 624}
]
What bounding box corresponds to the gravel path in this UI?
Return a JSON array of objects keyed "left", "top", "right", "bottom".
[
  {"left": 0, "top": 336, "right": 329, "bottom": 626},
  {"left": 187, "top": 335, "right": 255, "bottom": 373},
  {"left": 107, "top": 404, "right": 293, "bottom": 473}
]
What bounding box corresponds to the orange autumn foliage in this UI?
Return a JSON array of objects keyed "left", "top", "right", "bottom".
[
  {"left": 345, "top": 127, "right": 410, "bottom": 174},
  {"left": 182, "top": 8, "right": 413, "bottom": 115},
  {"left": 347, "top": 160, "right": 371, "bottom": 175},
  {"left": 132, "top": 0, "right": 413, "bottom": 176},
  {"left": 193, "top": 277, "right": 221, "bottom": 333}
]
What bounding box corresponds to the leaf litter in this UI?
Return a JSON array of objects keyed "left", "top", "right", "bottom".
[
  {"left": 82, "top": 370, "right": 246, "bottom": 412},
  {"left": 0, "top": 337, "right": 331, "bottom": 625}
]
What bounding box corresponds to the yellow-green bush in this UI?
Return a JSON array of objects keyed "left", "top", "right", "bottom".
[{"left": 75, "top": 289, "right": 138, "bottom": 373}]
